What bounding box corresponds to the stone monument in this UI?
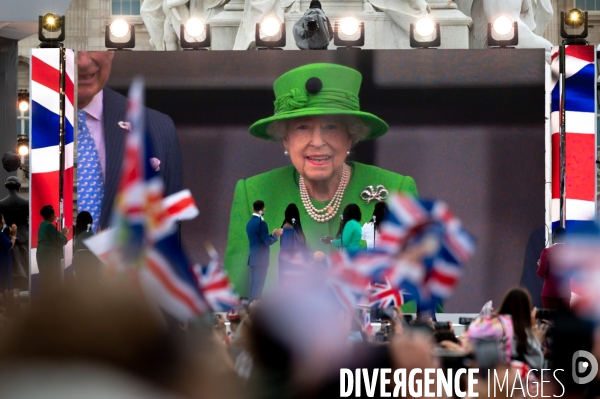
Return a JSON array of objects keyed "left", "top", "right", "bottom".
[
  {"left": 470, "top": 0, "right": 553, "bottom": 62},
  {"left": 138, "top": 0, "right": 555, "bottom": 52}
]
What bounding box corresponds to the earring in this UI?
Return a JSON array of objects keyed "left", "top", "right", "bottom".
[{"left": 284, "top": 150, "right": 289, "bottom": 156}]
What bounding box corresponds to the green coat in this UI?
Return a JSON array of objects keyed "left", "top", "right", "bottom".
[
  {"left": 36, "top": 221, "right": 67, "bottom": 273},
  {"left": 224, "top": 161, "right": 419, "bottom": 311}
]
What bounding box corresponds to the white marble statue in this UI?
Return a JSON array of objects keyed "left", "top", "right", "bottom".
[
  {"left": 233, "top": 0, "right": 293, "bottom": 50},
  {"left": 141, "top": 0, "right": 168, "bottom": 50},
  {"left": 531, "top": 0, "right": 554, "bottom": 37},
  {"left": 470, "top": 0, "right": 553, "bottom": 62},
  {"left": 367, "top": 0, "right": 431, "bottom": 48},
  {"left": 163, "top": 0, "right": 191, "bottom": 50},
  {"left": 233, "top": 0, "right": 430, "bottom": 50},
  {"left": 141, "top": 0, "right": 229, "bottom": 50}
]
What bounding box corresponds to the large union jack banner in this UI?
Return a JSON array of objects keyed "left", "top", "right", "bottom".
[
  {"left": 29, "top": 48, "right": 74, "bottom": 290},
  {"left": 550, "top": 45, "right": 597, "bottom": 233}
]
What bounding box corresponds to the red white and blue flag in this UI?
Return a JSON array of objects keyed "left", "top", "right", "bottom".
[
  {"left": 550, "top": 45, "right": 597, "bottom": 233},
  {"left": 380, "top": 195, "right": 474, "bottom": 303},
  {"left": 194, "top": 257, "right": 239, "bottom": 312},
  {"left": 326, "top": 251, "right": 371, "bottom": 313},
  {"left": 110, "top": 77, "right": 208, "bottom": 320},
  {"left": 369, "top": 278, "right": 405, "bottom": 308},
  {"left": 330, "top": 194, "right": 474, "bottom": 313},
  {"left": 30, "top": 48, "right": 74, "bottom": 285}
]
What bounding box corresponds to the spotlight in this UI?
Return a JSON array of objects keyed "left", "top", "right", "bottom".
[
  {"left": 334, "top": 19, "right": 364, "bottom": 50},
  {"left": 561, "top": 9, "right": 588, "bottom": 43},
  {"left": 487, "top": 16, "right": 518, "bottom": 48},
  {"left": 38, "top": 13, "right": 65, "bottom": 48},
  {"left": 260, "top": 17, "right": 281, "bottom": 37},
  {"left": 566, "top": 9, "right": 584, "bottom": 27},
  {"left": 110, "top": 19, "right": 130, "bottom": 38},
  {"left": 2, "top": 135, "right": 30, "bottom": 178},
  {"left": 185, "top": 18, "right": 205, "bottom": 38},
  {"left": 18, "top": 100, "right": 28, "bottom": 113},
  {"left": 256, "top": 17, "right": 286, "bottom": 50},
  {"left": 410, "top": 17, "right": 440, "bottom": 49},
  {"left": 492, "top": 16, "right": 513, "bottom": 36},
  {"left": 17, "top": 140, "right": 29, "bottom": 158},
  {"left": 339, "top": 17, "right": 360, "bottom": 36},
  {"left": 17, "top": 132, "right": 29, "bottom": 180},
  {"left": 17, "top": 91, "right": 29, "bottom": 113},
  {"left": 180, "top": 21, "right": 211, "bottom": 50},
  {"left": 415, "top": 18, "right": 435, "bottom": 37},
  {"left": 105, "top": 19, "right": 135, "bottom": 50}
]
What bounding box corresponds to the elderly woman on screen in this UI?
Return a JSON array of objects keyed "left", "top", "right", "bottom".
[{"left": 224, "top": 63, "right": 418, "bottom": 304}]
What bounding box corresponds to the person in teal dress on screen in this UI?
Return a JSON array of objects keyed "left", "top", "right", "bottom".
[{"left": 322, "top": 204, "right": 365, "bottom": 251}]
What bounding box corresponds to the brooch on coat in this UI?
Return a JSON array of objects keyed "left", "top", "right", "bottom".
[{"left": 360, "top": 185, "right": 389, "bottom": 204}]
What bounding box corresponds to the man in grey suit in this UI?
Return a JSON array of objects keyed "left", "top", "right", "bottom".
[{"left": 77, "top": 51, "right": 183, "bottom": 230}]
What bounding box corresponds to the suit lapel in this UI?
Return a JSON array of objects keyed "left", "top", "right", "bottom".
[{"left": 100, "top": 88, "right": 126, "bottom": 227}]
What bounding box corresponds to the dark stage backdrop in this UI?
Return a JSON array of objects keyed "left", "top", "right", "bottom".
[{"left": 106, "top": 50, "right": 545, "bottom": 312}]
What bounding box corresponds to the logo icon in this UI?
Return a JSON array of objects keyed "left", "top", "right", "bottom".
[{"left": 572, "top": 350, "right": 599, "bottom": 384}]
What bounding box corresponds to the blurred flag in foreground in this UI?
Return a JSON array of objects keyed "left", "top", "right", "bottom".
[
  {"left": 555, "top": 222, "right": 600, "bottom": 321},
  {"left": 326, "top": 194, "right": 475, "bottom": 315},
  {"left": 194, "top": 244, "right": 239, "bottom": 312},
  {"left": 87, "top": 78, "right": 208, "bottom": 320},
  {"left": 369, "top": 278, "right": 405, "bottom": 308}
]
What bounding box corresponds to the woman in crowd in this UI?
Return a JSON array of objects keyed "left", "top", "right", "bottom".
[
  {"left": 0, "top": 214, "right": 17, "bottom": 291},
  {"left": 72, "top": 211, "right": 102, "bottom": 287},
  {"left": 497, "top": 287, "right": 545, "bottom": 369},
  {"left": 361, "top": 201, "right": 388, "bottom": 249},
  {"left": 224, "top": 63, "right": 418, "bottom": 304},
  {"left": 278, "top": 204, "right": 307, "bottom": 282},
  {"left": 36, "top": 205, "right": 69, "bottom": 295},
  {"left": 324, "top": 203, "right": 363, "bottom": 251}
]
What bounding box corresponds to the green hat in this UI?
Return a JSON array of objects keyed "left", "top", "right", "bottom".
[{"left": 249, "top": 63, "right": 388, "bottom": 141}]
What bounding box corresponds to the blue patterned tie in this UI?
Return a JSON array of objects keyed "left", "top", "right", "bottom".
[{"left": 77, "top": 110, "right": 104, "bottom": 232}]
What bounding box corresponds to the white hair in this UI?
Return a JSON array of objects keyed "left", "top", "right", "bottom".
[{"left": 266, "top": 115, "right": 371, "bottom": 146}]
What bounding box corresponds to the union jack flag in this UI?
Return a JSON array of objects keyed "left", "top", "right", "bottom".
[
  {"left": 323, "top": 194, "right": 474, "bottom": 314},
  {"left": 370, "top": 278, "right": 405, "bottom": 308},
  {"left": 194, "top": 256, "right": 239, "bottom": 312},
  {"left": 110, "top": 77, "right": 208, "bottom": 321},
  {"left": 326, "top": 251, "right": 370, "bottom": 313},
  {"left": 380, "top": 195, "right": 475, "bottom": 305}
]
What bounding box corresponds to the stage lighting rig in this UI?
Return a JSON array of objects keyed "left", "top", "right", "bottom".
[
  {"left": 410, "top": 17, "right": 440, "bottom": 49},
  {"left": 180, "top": 18, "right": 211, "bottom": 50},
  {"left": 561, "top": 9, "right": 588, "bottom": 44},
  {"left": 334, "top": 17, "right": 364, "bottom": 49},
  {"left": 105, "top": 19, "right": 136, "bottom": 50},
  {"left": 39, "top": 13, "right": 65, "bottom": 48},
  {"left": 487, "top": 16, "right": 518, "bottom": 48},
  {"left": 256, "top": 17, "right": 286, "bottom": 50}
]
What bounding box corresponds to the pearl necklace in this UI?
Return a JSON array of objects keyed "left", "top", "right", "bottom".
[{"left": 299, "top": 163, "right": 350, "bottom": 223}]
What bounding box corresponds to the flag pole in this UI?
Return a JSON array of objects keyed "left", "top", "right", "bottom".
[
  {"left": 58, "top": 46, "right": 67, "bottom": 283},
  {"left": 559, "top": 43, "right": 567, "bottom": 230}
]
